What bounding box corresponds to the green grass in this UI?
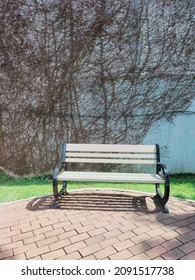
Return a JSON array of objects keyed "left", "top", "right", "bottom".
[{"left": 0, "top": 172, "right": 194, "bottom": 203}]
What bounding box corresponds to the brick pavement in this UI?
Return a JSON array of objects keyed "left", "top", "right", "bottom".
[{"left": 0, "top": 189, "right": 195, "bottom": 260}]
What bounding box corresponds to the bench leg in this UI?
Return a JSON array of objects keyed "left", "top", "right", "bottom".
[
  {"left": 53, "top": 179, "right": 59, "bottom": 199},
  {"left": 53, "top": 180, "right": 68, "bottom": 209},
  {"left": 155, "top": 182, "right": 170, "bottom": 213},
  {"left": 53, "top": 179, "right": 60, "bottom": 208},
  {"left": 162, "top": 203, "right": 169, "bottom": 214},
  {"left": 59, "top": 181, "right": 68, "bottom": 196}
]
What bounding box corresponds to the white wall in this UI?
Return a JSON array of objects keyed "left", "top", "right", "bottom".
[{"left": 143, "top": 101, "right": 195, "bottom": 174}]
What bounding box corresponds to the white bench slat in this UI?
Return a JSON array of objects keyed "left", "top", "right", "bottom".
[
  {"left": 57, "top": 171, "right": 165, "bottom": 184},
  {"left": 66, "top": 144, "right": 156, "bottom": 153},
  {"left": 63, "top": 158, "right": 156, "bottom": 164},
  {"left": 66, "top": 152, "right": 156, "bottom": 159}
]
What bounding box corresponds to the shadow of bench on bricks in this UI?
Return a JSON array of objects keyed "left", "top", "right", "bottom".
[{"left": 26, "top": 190, "right": 162, "bottom": 213}]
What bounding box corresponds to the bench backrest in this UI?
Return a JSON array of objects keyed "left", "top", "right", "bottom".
[{"left": 61, "top": 143, "right": 160, "bottom": 165}]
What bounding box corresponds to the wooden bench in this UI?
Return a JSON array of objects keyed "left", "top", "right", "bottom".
[{"left": 52, "top": 143, "right": 170, "bottom": 213}]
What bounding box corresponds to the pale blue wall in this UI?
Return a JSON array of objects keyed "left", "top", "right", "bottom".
[{"left": 143, "top": 101, "right": 195, "bottom": 174}]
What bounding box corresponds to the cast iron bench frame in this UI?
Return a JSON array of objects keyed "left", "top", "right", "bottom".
[{"left": 52, "top": 143, "right": 170, "bottom": 213}]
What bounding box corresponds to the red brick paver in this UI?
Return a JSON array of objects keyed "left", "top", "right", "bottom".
[{"left": 0, "top": 189, "right": 195, "bottom": 260}]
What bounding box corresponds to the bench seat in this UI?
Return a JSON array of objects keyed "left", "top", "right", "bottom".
[{"left": 57, "top": 171, "right": 165, "bottom": 184}]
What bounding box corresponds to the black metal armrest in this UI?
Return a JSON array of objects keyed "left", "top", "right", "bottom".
[
  {"left": 156, "top": 162, "right": 170, "bottom": 213},
  {"left": 52, "top": 161, "right": 66, "bottom": 180},
  {"left": 52, "top": 161, "right": 66, "bottom": 200},
  {"left": 157, "top": 162, "right": 169, "bottom": 179},
  {"left": 52, "top": 164, "right": 59, "bottom": 199},
  {"left": 52, "top": 165, "right": 60, "bottom": 180}
]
